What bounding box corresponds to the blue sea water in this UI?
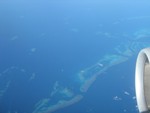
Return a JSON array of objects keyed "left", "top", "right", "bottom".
[{"left": 0, "top": 0, "right": 150, "bottom": 113}]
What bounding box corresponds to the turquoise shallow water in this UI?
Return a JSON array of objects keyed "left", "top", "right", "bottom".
[{"left": 0, "top": 0, "right": 150, "bottom": 113}]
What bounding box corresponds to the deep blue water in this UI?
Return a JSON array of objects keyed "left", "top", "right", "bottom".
[{"left": 0, "top": 0, "right": 150, "bottom": 113}]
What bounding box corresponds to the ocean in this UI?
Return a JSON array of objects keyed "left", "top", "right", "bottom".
[{"left": 0, "top": 0, "right": 150, "bottom": 113}]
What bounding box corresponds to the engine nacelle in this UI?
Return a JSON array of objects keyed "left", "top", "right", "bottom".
[{"left": 135, "top": 48, "right": 150, "bottom": 113}]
